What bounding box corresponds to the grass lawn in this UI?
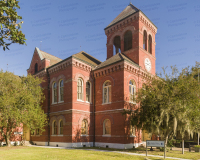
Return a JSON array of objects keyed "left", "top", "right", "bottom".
[
  {"left": 0, "top": 146, "right": 172, "bottom": 160},
  {"left": 80, "top": 147, "right": 200, "bottom": 160}
]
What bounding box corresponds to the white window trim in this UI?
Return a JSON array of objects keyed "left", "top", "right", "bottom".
[
  {"left": 58, "top": 119, "right": 63, "bottom": 135},
  {"left": 81, "top": 119, "right": 88, "bottom": 135},
  {"left": 103, "top": 119, "right": 111, "bottom": 136},
  {"left": 52, "top": 82, "right": 57, "bottom": 104},
  {"left": 52, "top": 120, "right": 57, "bottom": 135},
  {"left": 103, "top": 81, "right": 111, "bottom": 104},
  {"left": 86, "top": 81, "right": 92, "bottom": 104},
  {"left": 77, "top": 78, "right": 84, "bottom": 101},
  {"left": 129, "top": 80, "right": 136, "bottom": 103},
  {"left": 130, "top": 124, "right": 136, "bottom": 137},
  {"left": 58, "top": 79, "right": 64, "bottom": 103}
]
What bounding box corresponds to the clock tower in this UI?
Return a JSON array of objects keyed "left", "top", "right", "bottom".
[{"left": 104, "top": 3, "right": 157, "bottom": 75}]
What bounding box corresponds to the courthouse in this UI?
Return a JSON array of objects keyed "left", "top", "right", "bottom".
[{"left": 26, "top": 3, "right": 157, "bottom": 149}]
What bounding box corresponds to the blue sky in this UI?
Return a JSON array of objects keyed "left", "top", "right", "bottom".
[{"left": 1, "top": 0, "right": 199, "bottom": 76}]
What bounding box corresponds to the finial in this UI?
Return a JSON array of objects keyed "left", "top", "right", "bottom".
[{"left": 130, "top": 0, "right": 132, "bottom": 4}]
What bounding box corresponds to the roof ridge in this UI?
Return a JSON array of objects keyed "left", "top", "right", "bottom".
[
  {"left": 40, "top": 50, "right": 62, "bottom": 60},
  {"left": 81, "top": 51, "right": 102, "bottom": 63}
]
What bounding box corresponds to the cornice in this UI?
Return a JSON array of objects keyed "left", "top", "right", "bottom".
[
  {"left": 72, "top": 58, "right": 92, "bottom": 73},
  {"left": 139, "top": 12, "right": 157, "bottom": 34}
]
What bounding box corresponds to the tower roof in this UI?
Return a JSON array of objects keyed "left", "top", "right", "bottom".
[
  {"left": 105, "top": 3, "right": 139, "bottom": 30},
  {"left": 94, "top": 52, "right": 139, "bottom": 70}
]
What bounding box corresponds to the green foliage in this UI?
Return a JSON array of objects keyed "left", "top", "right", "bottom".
[
  {"left": 194, "top": 145, "right": 200, "bottom": 148},
  {"left": 125, "top": 62, "right": 200, "bottom": 145},
  {"left": 0, "top": 70, "right": 47, "bottom": 146},
  {"left": 0, "top": 0, "right": 26, "bottom": 50}
]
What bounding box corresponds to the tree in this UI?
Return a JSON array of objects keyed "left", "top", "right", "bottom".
[
  {"left": 0, "top": 71, "right": 47, "bottom": 146},
  {"left": 0, "top": 0, "right": 26, "bottom": 51},
  {"left": 124, "top": 64, "right": 200, "bottom": 153}
]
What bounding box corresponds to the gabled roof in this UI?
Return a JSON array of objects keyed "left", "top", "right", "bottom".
[
  {"left": 94, "top": 52, "right": 139, "bottom": 70},
  {"left": 35, "top": 47, "right": 62, "bottom": 66},
  {"left": 72, "top": 51, "right": 101, "bottom": 68},
  {"left": 105, "top": 3, "right": 139, "bottom": 29}
]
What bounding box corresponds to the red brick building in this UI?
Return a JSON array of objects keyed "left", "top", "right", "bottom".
[{"left": 27, "top": 3, "right": 157, "bottom": 149}]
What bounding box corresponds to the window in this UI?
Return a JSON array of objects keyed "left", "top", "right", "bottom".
[
  {"left": 143, "top": 30, "right": 147, "bottom": 51},
  {"left": 59, "top": 80, "right": 64, "bottom": 102},
  {"left": 36, "top": 129, "right": 40, "bottom": 135},
  {"left": 129, "top": 80, "right": 136, "bottom": 103},
  {"left": 77, "top": 78, "right": 83, "bottom": 100},
  {"left": 35, "top": 63, "right": 38, "bottom": 73},
  {"left": 31, "top": 130, "right": 35, "bottom": 136},
  {"left": 113, "top": 36, "right": 121, "bottom": 54},
  {"left": 53, "top": 121, "right": 57, "bottom": 135},
  {"left": 86, "top": 81, "right": 91, "bottom": 103},
  {"left": 52, "top": 82, "right": 57, "bottom": 103},
  {"left": 130, "top": 124, "right": 136, "bottom": 136},
  {"left": 103, "top": 119, "right": 111, "bottom": 135},
  {"left": 59, "top": 120, "right": 63, "bottom": 135},
  {"left": 81, "top": 119, "right": 88, "bottom": 135},
  {"left": 124, "top": 30, "right": 132, "bottom": 51},
  {"left": 103, "top": 81, "right": 111, "bottom": 104},
  {"left": 148, "top": 35, "right": 152, "bottom": 54}
]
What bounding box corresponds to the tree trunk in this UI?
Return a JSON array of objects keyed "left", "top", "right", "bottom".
[
  {"left": 182, "top": 139, "right": 184, "bottom": 154},
  {"left": 198, "top": 133, "right": 199, "bottom": 145},
  {"left": 6, "top": 132, "right": 11, "bottom": 147},
  {"left": 164, "top": 136, "right": 168, "bottom": 158}
]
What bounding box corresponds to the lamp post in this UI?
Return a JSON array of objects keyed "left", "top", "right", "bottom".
[{"left": 198, "top": 69, "right": 199, "bottom": 146}]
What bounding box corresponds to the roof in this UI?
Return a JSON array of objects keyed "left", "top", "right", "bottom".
[
  {"left": 105, "top": 3, "right": 139, "bottom": 29},
  {"left": 72, "top": 51, "right": 101, "bottom": 68},
  {"left": 94, "top": 52, "right": 139, "bottom": 70},
  {"left": 36, "top": 47, "right": 62, "bottom": 66}
]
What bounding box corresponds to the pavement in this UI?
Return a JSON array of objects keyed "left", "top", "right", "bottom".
[{"left": 27, "top": 145, "right": 193, "bottom": 160}]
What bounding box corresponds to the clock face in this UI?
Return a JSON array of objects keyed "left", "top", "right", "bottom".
[{"left": 144, "top": 58, "right": 151, "bottom": 71}]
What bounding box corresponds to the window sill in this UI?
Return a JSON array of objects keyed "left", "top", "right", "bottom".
[
  {"left": 86, "top": 101, "right": 92, "bottom": 104},
  {"left": 52, "top": 102, "right": 57, "bottom": 105},
  {"left": 57, "top": 134, "right": 63, "bottom": 137},
  {"left": 58, "top": 101, "right": 64, "bottom": 104},
  {"left": 81, "top": 135, "right": 89, "bottom": 137},
  {"left": 35, "top": 135, "right": 40, "bottom": 137},
  {"left": 129, "top": 101, "right": 136, "bottom": 104},
  {"left": 51, "top": 135, "right": 57, "bottom": 136},
  {"left": 130, "top": 135, "right": 136, "bottom": 137},
  {"left": 102, "top": 135, "right": 111, "bottom": 137},
  {"left": 102, "top": 102, "right": 111, "bottom": 105},
  {"left": 77, "top": 99, "right": 84, "bottom": 102}
]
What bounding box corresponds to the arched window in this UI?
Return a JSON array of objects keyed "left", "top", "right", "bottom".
[
  {"left": 103, "top": 81, "right": 111, "bottom": 104},
  {"left": 130, "top": 124, "right": 136, "bottom": 136},
  {"left": 124, "top": 30, "right": 132, "bottom": 51},
  {"left": 77, "top": 78, "right": 83, "bottom": 100},
  {"left": 103, "top": 119, "right": 111, "bottom": 135},
  {"left": 53, "top": 121, "right": 57, "bottom": 135},
  {"left": 59, "top": 80, "right": 64, "bottom": 102},
  {"left": 143, "top": 30, "right": 147, "bottom": 51},
  {"left": 52, "top": 82, "right": 57, "bottom": 103},
  {"left": 59, "top": 120, "right": 63, "bottom": 135},
  {"left": 35, "top": 63, "right": 38, "bottom": 73},
  {"left": 113, "top": 36, "right": 121, "bottom": 55},
  {"left": 129, "top": 80, "right": 136, "bottom": 103},
  {"left": 86, "top": 81, "right": 91, "bottom": 103},
  {"left": 148, "top": 35, "right": 152, "bottom": 54},
  {"left": 81, "top": 119, "right": 88, "bottom": 135}
]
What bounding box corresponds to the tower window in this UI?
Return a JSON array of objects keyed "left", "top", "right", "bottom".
[
  {"left": 35, "top": 63, "right": 38, "bottom": 73},
  {"left": 143, "top": 30, "right": 147, "bottom": 51},
  {"left": 113, "top": 36, "right": 121, "bottom": 55},
  {"left": 103, "top": 81, "right": 111, "bottom": 104},
  {"left": 124, "top": 30, "right": 132, "bottom": 51},
  {"left": 148, "top": 35, "right": 152, "bottom": 54}
]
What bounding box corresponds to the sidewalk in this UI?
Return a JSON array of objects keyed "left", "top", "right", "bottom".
[{"left": 27, "top": 145, "right": 192, "bottom": 160}]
